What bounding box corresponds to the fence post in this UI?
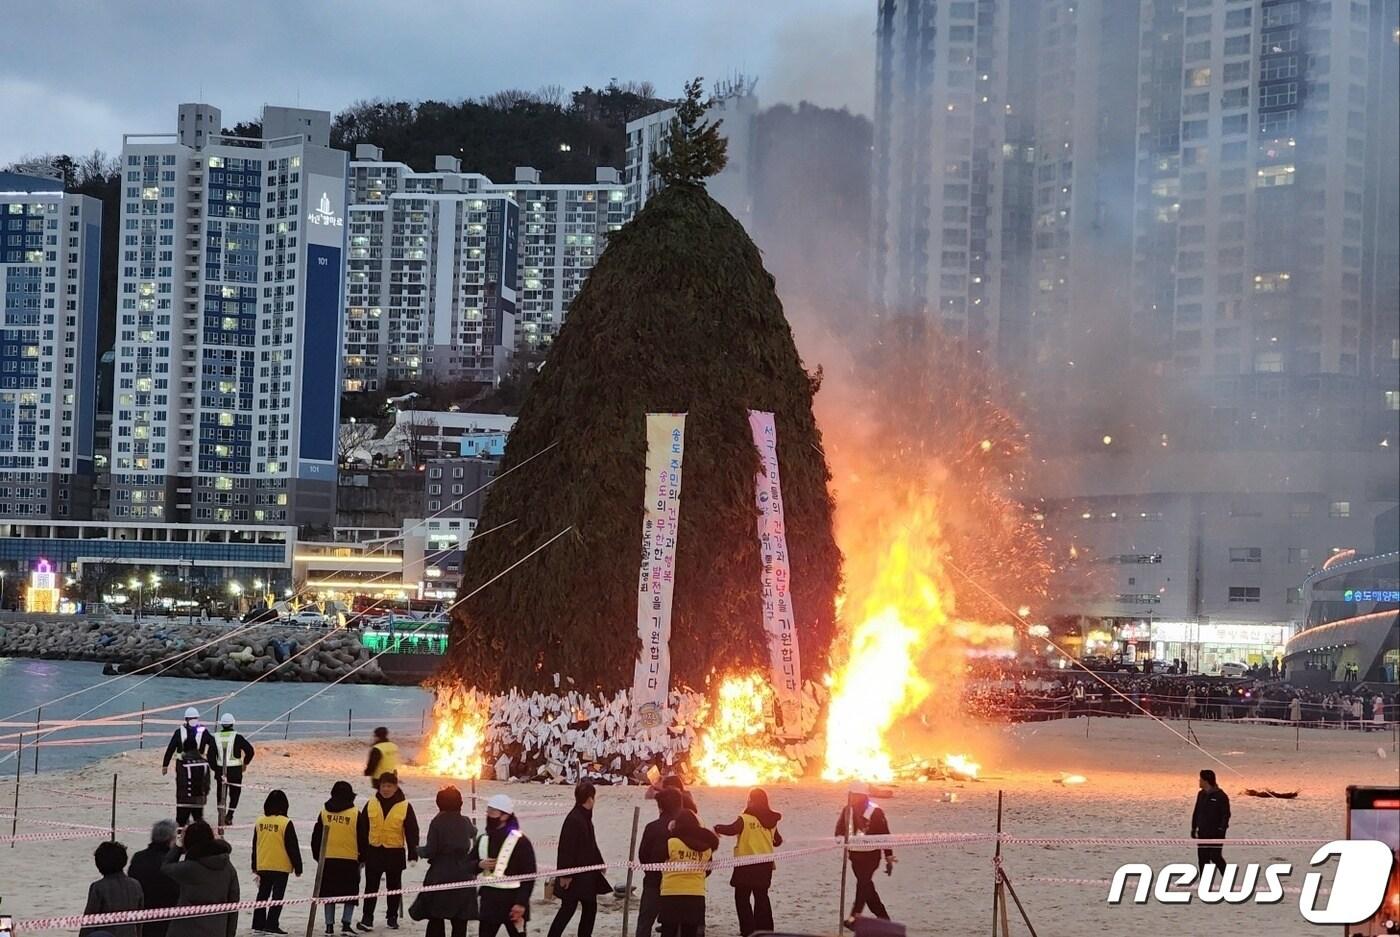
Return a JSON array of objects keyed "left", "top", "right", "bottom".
[
  {"left": 620, "top": 805, "right": 640, "bottom": 937},
  {"left": 991, "top": 790, "right": 1004, "bottom": 936},
  {"left": 284, "top": 711, "right": 291, "bottom": 741},
  {"left": 10, "top": 733, "right": 21, "bottom": 848},
  {"left": 1295, "top": 724, "right": 1300, "bottom": 752},
  {"left": 139, "top": 703, "right": 146, "bottom": 750},
  {"left": 348, "top": 708, "right": 353, "bottom": 738},
  {"left": 304, "top": 842, "right": 328, "bottom": 937},
  {"left": 420, "top": 708, "right": 426, "bottom": 736},
  {"left": 470, "top": 777, "right": 477, "bottom": 814},
  {"left": 110, "top": 773, "right": 118, "bottom": 842},
  {"left": 837, "top": 800, "right": 851, "bottom": 933},
  {"left": 33, "top": 707, "right": 41, "bottom": 775}
]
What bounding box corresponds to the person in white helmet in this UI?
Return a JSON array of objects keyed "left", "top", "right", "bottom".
[
  {"left": 475, "top": 794, "right": 537, "bottom": 937},
  {"left": 835, "top": 783, "right": 894, "bottom": 929},
  {"left": 214, "top": 713, "right": 256, "bottom": 826},
  {"left": 161, "top": 707, "right": 220, "bottom": 826}
]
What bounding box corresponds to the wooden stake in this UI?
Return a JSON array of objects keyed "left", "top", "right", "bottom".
[
  {"left": 305, "top": 835, "right": 328, "bottom": 937},
  {"left": 837, "top": 803, "right": 851, "bottom": 933},
  {"left": 348, "top": 708, "right": 353, "bottom": 738},
  {"left": 284, "top": 711, "right": 292, "bottom": 740},
  {"left": 33, "top": 707, "right": 41, "bottom": 775},
  {"left": 991, "top": 790, "right": 1003, "bottom": 936},
  {"left": 470, "top": 777, "right": 477, "bottom": 814},
  {"left": 110, "top": 773, "right": 118, "bottom": 842},
  {"left": 139, "top": 703, "right": 146, "bottom": 750},
  {"left": 10, "top": 733, "right": 21, "bottom": 848},
  {"left": 620, "top": 805, "right": 640, "bottom": 937}
]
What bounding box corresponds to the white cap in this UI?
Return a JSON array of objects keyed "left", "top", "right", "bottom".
[
  {"left": 220, "top": 713, "right": 235, "bottom": 727},
  {"left": 848, "top": 782, "right": 870, "bottom": 795},
  {"left": 184, "top": 707, "right": 200, "bottom": 720},
  {"left": 485, "top": 794, "right": 515, "bottom": 814}
]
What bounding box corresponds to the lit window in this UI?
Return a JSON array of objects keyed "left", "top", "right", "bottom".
[{"left": 1329, "top": 501, "right": 1351, "bottom": 518}]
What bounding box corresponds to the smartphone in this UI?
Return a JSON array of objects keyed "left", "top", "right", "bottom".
[
  {"left": 0, "top": 913, "right": 14, "bottom": 937},
  {"left": 1345, "top": 785, "right": 1400, "bottom": 937}
]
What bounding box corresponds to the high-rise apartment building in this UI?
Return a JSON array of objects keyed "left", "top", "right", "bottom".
[
  {"left": 867, "top": 0, "right": 1015, "bottom": 356},
  {"left": 1131, "top": 0, "right": 1383, "bottom": 385},
  {"left": 344, "top": 152, "right": 624, "bottom": 389},
  {"left": 112, "top": 104, "right": 347, "bottom": 527},
  {"left": 623, "top": 90, "right": 757, "bottom": 228},
  {"left": 0, "top": 172, "right": 102, "bottom": 519}
]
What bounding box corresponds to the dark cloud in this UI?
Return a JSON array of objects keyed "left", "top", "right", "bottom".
[{"left": 0, "top": 0, "right": 872, "bottom": 165}]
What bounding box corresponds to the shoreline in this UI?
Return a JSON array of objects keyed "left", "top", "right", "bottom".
[{"left": 0, "top": 619, "right": 399, "bottom": 684}]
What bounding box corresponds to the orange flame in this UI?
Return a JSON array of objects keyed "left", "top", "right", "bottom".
[
  {"left": 692, "top": 673, "right": 800, "bottom": 786},
  {"left": 423, "top": 686, "right": 491, "bottom": 779}
]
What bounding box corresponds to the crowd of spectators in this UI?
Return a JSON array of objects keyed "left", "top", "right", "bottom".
[{"left": 965, "top": 671, "right": 1396, "bottom": 728}]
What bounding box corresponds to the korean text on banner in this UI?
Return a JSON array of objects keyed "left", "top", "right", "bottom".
[
  {"left": 631, "top": 413, "right": 687, "bottom": 730},
  {"left": 748, "top": 410, "right": 803, "bottom": 737}
]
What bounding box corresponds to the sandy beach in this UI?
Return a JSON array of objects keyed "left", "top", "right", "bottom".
[{"left": 1, "top": 715, "right": 1395, "bottom": 937}]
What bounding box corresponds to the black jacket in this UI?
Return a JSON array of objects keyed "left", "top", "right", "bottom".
[
  {"left": 638, "top": 812, "right": 680, "bottom": 889},
  {"left": 357, "top": 789, "right": 420, "bottom": 865},
  {"left": 415, "top": 810, "right": 479, "bottom": 922},
  {"left": 1192, "top": 788, "right": 1231, "bottom": 838},
  {"left": 836, "top": 801, "right": 893, "bottom": 861},
  {"left": 554, "top": 804, "right": 610, "bottom": 899},
  {"left": 477, "top": 822, "right": 538, "bottom": 919},
  {"left": 162, "top": 726, "right": 220, "bottom": 770},
  {"left": 129, "top": 840, "right": 181, "bottom": 937},
  {"left": 80, "top": 873, "right": 144, "bottom": 937},
  {"left": 161, "top": 841, "right": 240, "bottom": 937}
]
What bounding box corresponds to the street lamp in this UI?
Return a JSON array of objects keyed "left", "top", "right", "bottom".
[
  {"left": 128, "top": 577, "right": 142, "bottom": 622},
  {"left": 0, "top": 569, "right": 7, "bottom": 611}
]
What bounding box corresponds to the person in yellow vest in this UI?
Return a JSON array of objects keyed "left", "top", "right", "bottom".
[
  {"left": 312, "top": 781, "right": 362, "bottom": 937},
  {"left": 251, "top": 789, "right": 302, "bottom": 935},
  {"left": 659, "top": 809, "right": 719, "bottom": 937},
  {"left": 364, "top": 728, "right": 399, "bottom": 787},
  {"left": 714, "top": 788, "right": 783, "bottom": 936},
  {"left": 355, "top": 771, "right": 419, "bottom": 931},
  {"left": 215, "top": 713, "right": 256, "bottom": 826},
  {"left": 476, "top": 794, "right": 538, "bottom": 937}
]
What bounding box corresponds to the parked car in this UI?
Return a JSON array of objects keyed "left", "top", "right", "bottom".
[
  {"left": 241, "top": 605, "right": 280, "bottom": 624},
  {"left": 287, "top": 609, "right": 331, "bottom": 628},
  {"left": 1218, "top": 661, "right": 1249, "bottom": 677}
]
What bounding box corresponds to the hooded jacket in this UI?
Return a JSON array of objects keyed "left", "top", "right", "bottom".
[
  {"left": 161, "top": 840, "right": 240, "bottom": 937},
  {"left": 715, "top": 791, "right": 783, "bottom": 888}
]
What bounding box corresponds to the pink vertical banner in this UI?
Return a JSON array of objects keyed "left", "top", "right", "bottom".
[{"left": 748, "top": 410, "right": 803, "bottom": 737}]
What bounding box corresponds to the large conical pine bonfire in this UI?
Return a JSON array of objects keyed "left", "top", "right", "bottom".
[{"left": 441, "top": 80, "right": 841, "bottom": 693}]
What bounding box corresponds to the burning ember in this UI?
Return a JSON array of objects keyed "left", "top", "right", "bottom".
[
  {"left": 944, "top": 753, "right": 981, "bottom": 780},
  {"left": 423, "top": 686, "right": 491, "bottom": 779},
  {"left": 693, "top": 673, "right": 800, "bottom": 786}
]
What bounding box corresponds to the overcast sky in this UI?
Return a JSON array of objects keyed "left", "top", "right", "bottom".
[{"left": 0, "top": 0, "right": 873, "bottom": 166}]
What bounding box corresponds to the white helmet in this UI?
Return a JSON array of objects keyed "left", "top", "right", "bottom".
[
  {"left": 184, "top": 707, "right": 200, "bottom": 720},
  {"left": 220, "top": 713, "right": 235, "bottom": 727}
]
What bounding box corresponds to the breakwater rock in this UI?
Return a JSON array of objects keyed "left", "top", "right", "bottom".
[{"left": 0, "top": 618, "right": 385, "bottom": 684}]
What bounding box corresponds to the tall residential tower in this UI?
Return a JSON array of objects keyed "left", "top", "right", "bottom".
[
  {"left": 112, "top": 104, "right": 347, "bottom": 526},
  {"left": 0, "top": 172, "right": 102, "bottom": 519}
]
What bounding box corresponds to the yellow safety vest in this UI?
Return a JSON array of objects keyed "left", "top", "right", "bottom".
[
  {"left": 215, "top": 730, "right": 243, "bottom": 767},
  {"left": 733, "top": 814, "right": 775, "bottom": 858},
  {"left": 371, "top": 741, "right": 399, "bottom": 779},
  {"left": 477, "top": 831, "right": 523, "bottom": 889},
  {"left": 366, "top": 798, "right": 409, "bottom": 849},
  {"left": 660, "top": 838, "right": 711, "bottom": 897},
  {"left": 319, "top": 807, "right": 359, "bottom": 861},
  {"left": 255, "top": 815, "right": 294, "bottom": 873}
]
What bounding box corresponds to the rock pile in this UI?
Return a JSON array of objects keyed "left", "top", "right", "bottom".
[{"left": 0, "top": 618, "right": 385, "bottom": 684}]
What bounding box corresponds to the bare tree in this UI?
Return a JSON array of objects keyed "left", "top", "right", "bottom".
[
  {"left": 398, "top": 410, "right": 441, "bottom": 467},
  {"left": 535, "top": 84, "right": 566, "bottom": 108},
  {"left": 482, "top": 89, "right": 535, "bottom": 111},
  {"left": 78, "top": 149, "right": 118, "bottom": 184},
  {"left": 338, "top": 420, "right": 377, "bottom": 466}
]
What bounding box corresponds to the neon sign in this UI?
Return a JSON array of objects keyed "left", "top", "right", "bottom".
[{"left": 1342, "top": 589, "right": 1400, "bottom": 603}]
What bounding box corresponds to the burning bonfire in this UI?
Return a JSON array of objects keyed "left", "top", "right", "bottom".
[{"left": 691, "top": 673, "right": 801, "bottom": 786}]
